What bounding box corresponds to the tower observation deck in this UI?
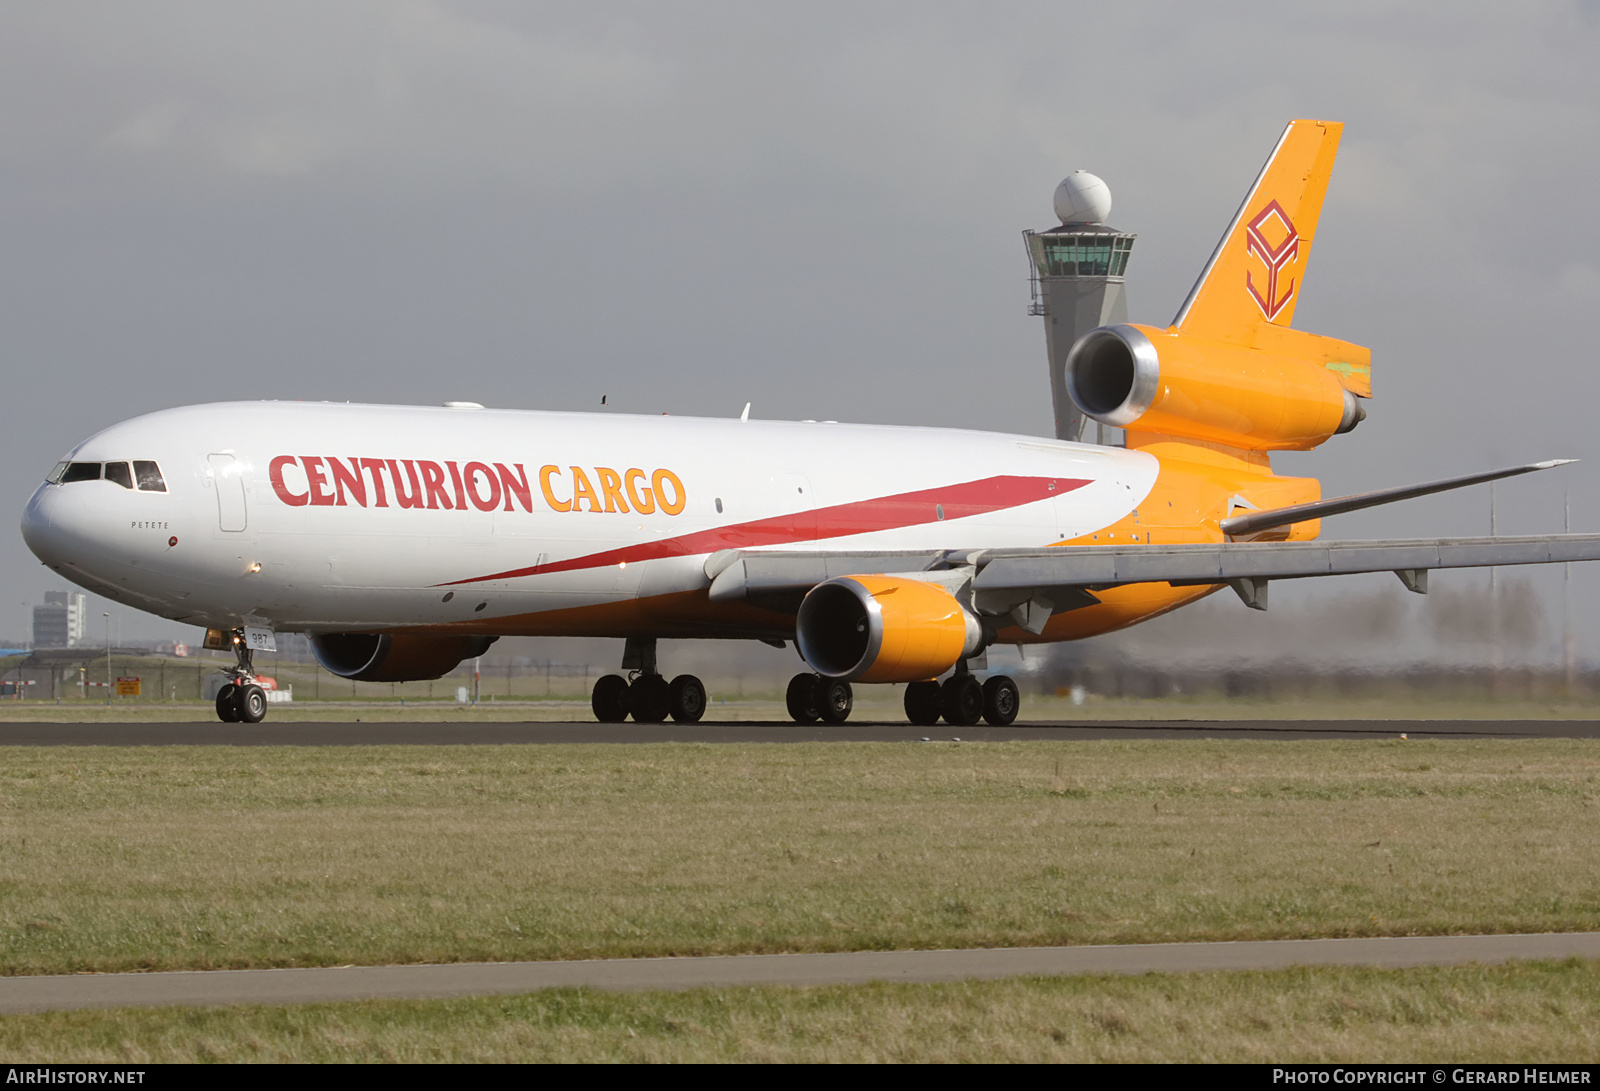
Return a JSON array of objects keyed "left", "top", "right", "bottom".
[{"left": 1023, "top": 170, "right": 1136, "bottom": 444}]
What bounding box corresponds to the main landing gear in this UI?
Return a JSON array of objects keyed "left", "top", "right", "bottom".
[
  {"left": 785, "top": 673, "right": 853, "bottom": 724},
  {"left": 783, "top": 669, "right": 1020, "bottom": 727},
  {"left": 214, "top": 628, "right": 268, "bottom": 724},
  {"left": 903, "top": 673, "right": 1019, "bottom": 727},
  {"left": 591, "top": 638, "right": 707, "bottom": 724}
]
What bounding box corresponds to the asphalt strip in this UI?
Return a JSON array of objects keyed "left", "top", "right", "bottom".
[
  {"left": 2, "top": 720, "right": 1599, "bottom": 745},
  {"left": 2, "top": 933, "right": 1597, "bottom": 1014}
]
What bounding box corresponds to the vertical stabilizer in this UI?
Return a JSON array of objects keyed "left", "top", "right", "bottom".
[{"left": 1171, "top": 120, "right": 1342, "bottom": 344}]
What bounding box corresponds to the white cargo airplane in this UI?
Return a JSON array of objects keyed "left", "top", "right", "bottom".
[{"left": 21, "top": 120, "right": 1600, "bottom": 725}]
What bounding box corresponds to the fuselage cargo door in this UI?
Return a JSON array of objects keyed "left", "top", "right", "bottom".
[{"left": 208, "top": 453, "right": 248, "bottom": 533}]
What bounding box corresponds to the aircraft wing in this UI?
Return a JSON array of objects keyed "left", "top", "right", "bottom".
[
  {"left": 706, "top": 534, "right": 1600, "bottom": 620},
  {"left": 969, "top": 534, "right": 1600, "bottom": 611}
]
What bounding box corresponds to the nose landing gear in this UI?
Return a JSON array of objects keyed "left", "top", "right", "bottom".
[{"left": 214, "top": 628, "right": 268, "bottom": 724}]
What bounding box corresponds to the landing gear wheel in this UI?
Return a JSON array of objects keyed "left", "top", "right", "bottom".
[
  {"left": 818, "top": 679, "right": 853, "bottom": 724},
  {"left": 786, "top": 673, "right": 821, "bottom": 723},
  {"left": 215, "top": 683, "right": 240, "bottom": 723},
  {"left": 940, "top": 675, "right": 984, "bottom": 727},
  {"left": 215, "top": 627, "right": 262, "bottom": 725},
  {"left": 904, "top": 681, "right": 941, "bottom": 726},
  {"left": 668, "top": 674, "right": 707, "bottom": 723},
  {"left": 235, "top": 684, "right": 268, "bottom": 724},
  {"left": 982, "top": 675, "right": 1020, "bottom": 726},
  {"left": 592, "top": 674, "right": 631, "bottom": 723},
  {"left": 629, "top": 674, "right": 671, "bottom": 723}
]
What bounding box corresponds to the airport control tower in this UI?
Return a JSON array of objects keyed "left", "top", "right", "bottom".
[{"left": 1023, "top": 171, "right": 1135, "bottom": 444}]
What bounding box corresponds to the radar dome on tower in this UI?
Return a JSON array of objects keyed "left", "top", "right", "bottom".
[{"left": 1053, "top": 170, "right": 1112, "bottom": 225}]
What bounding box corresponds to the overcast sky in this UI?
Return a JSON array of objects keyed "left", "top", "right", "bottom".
[{"left": 3, "top": 1, "right": 1598, "bottom": 662}]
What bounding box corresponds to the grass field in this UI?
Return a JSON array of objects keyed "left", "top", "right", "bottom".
[
  {"left": 1, "top": 737, "right": 1596, "bottom": 1061},
  {"left": 4, "top": 961, "right": 1598, "bottom": 1062},
  {"left": 0, "top": 739, "right": 1595, "bottom": 976}
]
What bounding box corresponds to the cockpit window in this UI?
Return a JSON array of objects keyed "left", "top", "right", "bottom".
[
  {"left": 52, "top": 459, "right": 167, "bottom": 490},
  {"left": 60, "top": 462, "right": 101, "bottom": 483},
  {"left": 133, "top": 461, "right": 166, "bottom": 492},
  {"left": 104, "top": 461, "right": 134, "bottom": 489}
]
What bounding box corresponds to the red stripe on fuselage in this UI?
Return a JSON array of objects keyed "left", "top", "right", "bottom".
[{"left": 440, "top": 474, "right": 1091, "bottom": 586}]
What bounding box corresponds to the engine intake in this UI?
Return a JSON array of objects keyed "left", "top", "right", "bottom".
[
  {"left": 310, "top": 632, "right": 498, "bottom": 683},
  {"left": 796, "top": 575, "right": 982, "bottom": 683},
  {"left": 1066, "top": 323, "right": 1364, "bottom": 450}
]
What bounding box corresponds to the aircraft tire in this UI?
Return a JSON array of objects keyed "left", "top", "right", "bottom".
[
  {"left": 818, "top": 679, "right": 853, "bottom": 724},
  {"left": 591, "top": 675, "right": 631, "bottom": 723},
  {"left": 215, "top": 684, "right": 240, "bottom": 723},
  {"left": 904, "top": 681, "right": 941, "bottom": 726},
  {"left": 785, "top": 673, "right": 821, "bottom": 723},
  {"left": 235, "top": 684, "right": 268, "bottom": 724},
  {"left": 940, "top": 675, "right": 984, "bottom": 727},
  {"left": 668, "top": 674, "right": 707, "bottom": 723},
  {"left": 982, "top": 675, "right": 1020, "bottom": 726},
  {"left": 629, "top": 674, "right": 671, "bottom": 723}
]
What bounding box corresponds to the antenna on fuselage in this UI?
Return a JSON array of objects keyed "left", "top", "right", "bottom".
[
  {"left": 1022, "top": 170, "right": 1136, "bottom": 446},
  {"left": 740, "top": 402, "right": 750, "bottom": 422}
]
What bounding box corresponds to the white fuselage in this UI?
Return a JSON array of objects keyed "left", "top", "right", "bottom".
[{"left": 21, "top": 401, "right": 1158, "bottom": 638}]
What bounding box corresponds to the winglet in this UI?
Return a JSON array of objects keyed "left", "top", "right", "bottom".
[{"left": 1172, "top": 120, "right": 1343, "bottom": 343}]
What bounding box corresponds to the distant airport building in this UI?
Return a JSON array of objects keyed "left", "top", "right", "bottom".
[
  {"left": 1023, "top": 170, "right": 1136, "bottom": 444},
  {"left": 32, "top": 590, "right": 86, "bottom": 649}
]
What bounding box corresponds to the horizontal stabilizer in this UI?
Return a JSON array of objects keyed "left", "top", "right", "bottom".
[{"left": 1219, "top": 460, "right": 1577, "bottom": 538}]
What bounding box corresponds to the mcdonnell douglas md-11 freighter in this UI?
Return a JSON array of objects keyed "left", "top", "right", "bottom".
[{"left": 22, "top": 120, "right": 1600, "bottom": 725}]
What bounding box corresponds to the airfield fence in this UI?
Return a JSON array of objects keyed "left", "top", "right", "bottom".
[{"left": 4, "top": 646, "right": 1600, "bottom": 707}]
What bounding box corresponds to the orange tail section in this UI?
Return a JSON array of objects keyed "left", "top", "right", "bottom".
[
  {"left": 1075, "top": 120, "right": 1374, "bottom": 544},
  {"left": 1172, "top": 121, "right": 1342, "bottom": 338}
]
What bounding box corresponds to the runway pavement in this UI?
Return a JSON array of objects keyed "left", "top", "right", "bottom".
[
  {"left": 0, "top": 933, "right": 1596, "bottom": 1013},
  {"left": 0, "top": 719, "right": 1596, "bottom": 744}
]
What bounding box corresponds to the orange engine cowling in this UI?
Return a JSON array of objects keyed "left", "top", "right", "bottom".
[
  {"left": 796, "top": 575, "right": 982, "bottom": 683},
  {"left": 310, "top": 632, "right": 498, "bottom": 682},
  {"left": 1066, "top": 323, "right": 1365, "bottom": 451}
]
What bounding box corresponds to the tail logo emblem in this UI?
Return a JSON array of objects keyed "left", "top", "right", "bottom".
[{"left": 1244, "top": 199, "right": 1300, "bottom": 320}]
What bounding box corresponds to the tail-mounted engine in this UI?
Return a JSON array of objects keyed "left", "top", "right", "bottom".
[
  {"left": 796, "top": 575, "right": 982, "bottom": 683},
  {"left": 1066, "top": 323, "right": 1368, "bottom": 451},
  {"left": 310, "top": 632, "right": 498, "bottom": 683}
]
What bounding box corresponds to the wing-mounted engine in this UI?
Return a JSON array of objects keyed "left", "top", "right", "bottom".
[
  {"left": 796, "top": 575, "right": 982, "bottom": 683},
  {"left": 310, "top": 632, "right": 498, "bottom": 683},
  {"left": 1066, "top": 322, "right": 1366, "bottom": 451}
]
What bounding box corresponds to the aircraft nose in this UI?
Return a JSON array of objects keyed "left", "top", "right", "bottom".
[{"left": 20, "top": 482, "right": 82, "bottom": 569}]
